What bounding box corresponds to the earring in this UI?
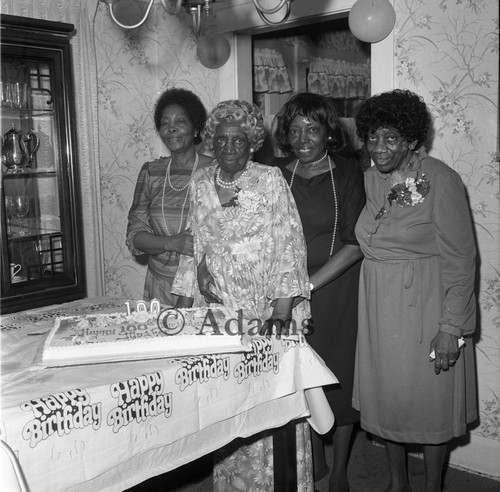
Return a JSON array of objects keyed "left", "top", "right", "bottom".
[{"left": 250, "top": 148, "right": 254, "bottom": 153}]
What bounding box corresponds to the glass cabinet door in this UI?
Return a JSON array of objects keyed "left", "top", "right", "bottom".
[{"left": 1, "top": 14, "right": 85, "bottom": 314}]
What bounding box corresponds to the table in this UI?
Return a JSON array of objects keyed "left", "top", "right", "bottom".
[{"left": 0, "top": 298, "right": 337, "bottom": 492}]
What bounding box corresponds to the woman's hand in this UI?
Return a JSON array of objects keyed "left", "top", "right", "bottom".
[
  {"left": 270, "top": 296, "right": 305, "bottom": 309},
  {"left": 171, "top": 231, "right": 194, "bottom": 256},
  {"left": 175, "top": 295, "right": 194, "bottom": 308},
  {"left": 197, "top": 255, "right": 222, "bottom": 304},
  {"left": 429, "top": 332, "right": 461, "bottom": 375},
  {"left": 259, "top": 298, "right": 293, "bottom": 340}
]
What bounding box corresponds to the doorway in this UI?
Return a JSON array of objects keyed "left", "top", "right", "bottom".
[
  {"left": 251, "top": 17, "right": 370, "bottom": 162},
  {"left": 252, "top": 17, "right": 370, "bottom": 117}
]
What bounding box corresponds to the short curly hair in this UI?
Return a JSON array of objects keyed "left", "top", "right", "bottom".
[
  {"left": 154, "top": 88, "right": 207, "bottom": 145},
  {"left": 202, "top": 100, "right": 266, "bottom": 153},
  {"left": 273, "top": 92, "right": 347, "bottom": 154},
  {"left": 355, "top": 89, "right": 431, "bottom": 149}
]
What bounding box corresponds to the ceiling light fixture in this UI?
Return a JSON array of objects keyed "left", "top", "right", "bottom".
[
  {"left": 101, "top": 0, "right": 295, "bottom": 33},
  {"left": 252, "top": 0, "right": 294, "bottom": 26},
  {"left": 100, "top": 0, "right": 216, "bottom": 36}
]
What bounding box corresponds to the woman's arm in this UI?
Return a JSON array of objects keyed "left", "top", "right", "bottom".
[
  {"left": 175, "top": 295, "right": 194, "bottom": 308},
  {"left": 126, "top": 161, "right": 194, "bottom": 257},
  {"left": 132, "top": 230, "right": 193, "bottom": 256},
  {"left": 309, "top": 244, "right": 363, "bottom": 291},
  {"left": 309, "top": 158, "right": 365, "bottom": 292},
  {"left": 260, "top": 297, "right": 295, "bottom": 339},
  {"left": 429, "top": 165, "right": 477, "bottom": 374},
  {"left": 271, "top": 297, "right": 294, "bottom": 321},
  {"left": 197, "top": 254, "right": 222, "bottom": 304}
]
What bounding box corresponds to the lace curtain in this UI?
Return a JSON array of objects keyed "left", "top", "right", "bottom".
[
  {"left": 253, "top": 48, "right": 292, "bottom": 94},
  {"left": 307, "top": 57, "right": 370, "bottom": 99}
]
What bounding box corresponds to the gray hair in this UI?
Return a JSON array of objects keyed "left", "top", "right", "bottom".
[{"left": 203, "top": 99, "right": 266, "bottom": 153}]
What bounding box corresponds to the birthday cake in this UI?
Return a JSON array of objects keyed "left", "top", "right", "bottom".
[{"left": 39, "top": 304, "right": 251, "bottom": 367}]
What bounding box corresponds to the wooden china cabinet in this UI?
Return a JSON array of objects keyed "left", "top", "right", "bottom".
[{"left": 1, "top": 14, "right": 85, "bottom": 314}]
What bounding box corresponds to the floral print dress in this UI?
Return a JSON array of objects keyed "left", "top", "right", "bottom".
[
  {"left": 173, "top": 161, "right": 310, "bottom": 322},
  {"left": 172, "top": 161, "right": 313, "bottom": 491}
]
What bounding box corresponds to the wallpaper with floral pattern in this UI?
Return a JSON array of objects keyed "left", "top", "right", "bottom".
[
  {"left": 394, "top": 0, "right": 499, "bottom": 446},
  {"left": 1, "top": 0, "right": 498, "bottom": 476}
]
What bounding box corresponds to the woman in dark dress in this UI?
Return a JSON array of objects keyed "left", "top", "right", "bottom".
[{"left": 271, "top": 92, "right": 365, "bottom": 492}]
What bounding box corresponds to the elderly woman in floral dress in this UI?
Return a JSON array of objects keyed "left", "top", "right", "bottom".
[{"left": 172, "top": 99, "right": 314, "bottom": 491}]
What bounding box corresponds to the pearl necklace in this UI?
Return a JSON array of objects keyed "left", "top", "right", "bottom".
[
  {"left": 301, "top": 151, "right": 328, "bottom": 167},
  {"left": 161, "top": 154, "right": 199, "bottom": 236},
  {"left": 289, "top": 155, "right": 338, "bottom": 258},
  {"left": 215, "top": 165, "right": 249, "bottom": 189}
]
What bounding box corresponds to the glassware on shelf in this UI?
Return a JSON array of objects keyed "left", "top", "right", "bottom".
[
  {"left": 5, "top": 195, "right": 15, "bottom": 236},
  {"left": 1, "top": 81, "right": 29, "bottom": 109},
  {"left": 12, "top": 82, "right": 29, "bottom": 109},
  {"left": 1, "top": 81, "right": 13, "bottom": 108},
  {"left": 13, "top": 195, "right": 29, "bottom": 236}
]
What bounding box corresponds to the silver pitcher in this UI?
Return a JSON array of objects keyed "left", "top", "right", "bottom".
[{"left": 1, "top": 124, "right": 40, "bottom": 173}]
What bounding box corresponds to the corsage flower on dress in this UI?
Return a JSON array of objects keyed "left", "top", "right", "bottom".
[
  {"left": 375, "top": 171, "right": 431, "bottom": 220},
  {"left": 236, "top": 189, "right": 262, "bottom": 213},
  {"left": 219, "top": 188, "right": 267, "bottom": 239},
  {"left": 387, "top": 170, "right": 431, "bottom": 207},
  {"left": 369, "top": 170, "right": 431, "bottom": 246}
]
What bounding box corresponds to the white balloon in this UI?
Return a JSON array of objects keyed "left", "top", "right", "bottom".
[
  {"left": 348, "top": 0, "right": 396, "bottom": 43},
  {"left": 196, "top": 35, "right": 231, "bottom": 69}
]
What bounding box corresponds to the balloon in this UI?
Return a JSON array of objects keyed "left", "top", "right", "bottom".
[
  {"left": 348, "top": 0, "right": 396, "bottom": 43},
  {"left": 196, "top": 34, "right": 231, "bottom": 69}
]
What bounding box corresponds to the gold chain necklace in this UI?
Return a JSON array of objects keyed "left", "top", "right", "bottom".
[
  {"left": 161, "top": 154, "right": 198, "bottom": 236},
  {"left": 289, "top": 155, "right": 338, "bottom": 258}
]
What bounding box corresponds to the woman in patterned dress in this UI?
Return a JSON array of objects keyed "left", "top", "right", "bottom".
[
  {"left": 354, "top": 89, "right": 478, "bottom": 492},
  {"left": 126, "top": 88, "right": 213, "bottom": 305},
  {"left": 172, "top": 100, "right": 313, "bottom": 491}
]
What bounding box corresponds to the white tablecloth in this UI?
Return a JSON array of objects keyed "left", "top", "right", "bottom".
[{"left": 0, "top": 298, "right": 337, "bottom": 492}]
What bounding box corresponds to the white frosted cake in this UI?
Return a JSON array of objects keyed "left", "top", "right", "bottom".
[{"left": 40, "top": 306, "right": 251, "bottom": 367}]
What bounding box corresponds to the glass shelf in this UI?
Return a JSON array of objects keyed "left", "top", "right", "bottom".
[{"left": 2, "top": 170, "right": 58, "bottom": 177}]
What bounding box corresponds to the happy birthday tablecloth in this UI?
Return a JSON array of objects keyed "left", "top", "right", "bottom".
[{"left": 1, "top": 298, "right": 337, "bottom": 492}]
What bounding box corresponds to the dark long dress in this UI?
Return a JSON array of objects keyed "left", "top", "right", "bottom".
[{"left": 272, "top": 153, "right": 366, "bottom": 425}]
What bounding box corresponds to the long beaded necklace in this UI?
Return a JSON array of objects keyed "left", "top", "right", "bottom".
[
  {"left": 215, "top": 165, "right": 249, "bottom": 189},
  {"left": 289, "top": 154, "right": 338, "bottom": 258},
  {"left": 161, "top": 153, "right": 199, "bottom": 236}
]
